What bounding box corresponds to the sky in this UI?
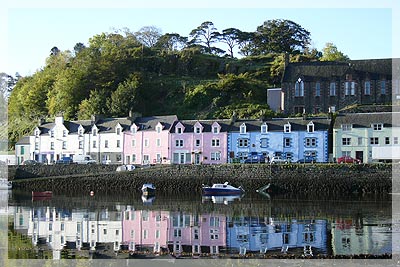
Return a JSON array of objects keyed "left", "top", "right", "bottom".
[{"left": 2, "top": 0, "right": 399, "bottom": 77}]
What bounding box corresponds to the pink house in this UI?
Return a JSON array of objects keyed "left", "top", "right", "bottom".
[
  {"left": 123, "top": 115, "right": 177, "bottom": 165},
  {"left": 168, "top": 212, "right": 226, "bottom": 256},
  {"left": 170, "top": 120, "right": 230, "bottom": 164},
  {"left": 122, "top": 209, "right": 170, "bottom": 253}
]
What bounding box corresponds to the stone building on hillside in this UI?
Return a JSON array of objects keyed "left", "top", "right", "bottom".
[{"left": 281, "top": 59, "right": 395, "bottom": 115}]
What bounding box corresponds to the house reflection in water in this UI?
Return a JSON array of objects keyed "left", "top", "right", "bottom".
[
  {"left": 226, "top": 217, "right": 328, "bottom": 256},
  {"left": 12, "top": 205, "right": 391, "bottom": 258}
]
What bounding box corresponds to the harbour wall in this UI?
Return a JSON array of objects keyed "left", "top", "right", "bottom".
[{"left": 8, "top": 164, "right": 393, "bottom": 196}]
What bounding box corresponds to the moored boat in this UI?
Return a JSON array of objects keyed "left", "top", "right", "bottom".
[
  {"left": 0, "top": 179, "right": 12, "bottom": 190},
  {"left": 141, "top": 183, "right": 156, "bottom": 196},
  {"left": 202, "top": 182, "right": 244, "bottom": 196},
  {"left": 32, "top": 191, "right": 53, "bottom": 198}
]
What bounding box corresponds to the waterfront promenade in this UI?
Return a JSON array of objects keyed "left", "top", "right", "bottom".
[{"left": 8, "top": 163, "right": 392, "bottom": 196}]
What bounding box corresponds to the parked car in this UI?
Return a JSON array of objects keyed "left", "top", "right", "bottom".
[
  {"left": 244, "top": 153, "right": 266, "bottom": 164},
  {"left": 73, "top": 155, "right": 96, "bottom": 164},
  {"left": 337, "top": 156, "right": 361, "bottom": 164},
  {"left": 270, "top": 156, "right": 288, "bottom": 164},
  {"left": 22, "top": 159, "right": 41, "bottom": 165},
  {"left": 55, "top": 157, "right": 74, "bottom": 164},
  {"left": 297, "top": 156, "right": 317, "bottom": 163}
]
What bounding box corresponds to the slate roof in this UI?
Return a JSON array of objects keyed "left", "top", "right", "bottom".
[
  {"left": 171, "top": 119, "right": 232, "bottom": 133},
  {"left": 133, "top": 115, "right": 178, "bottom": 131},
  {"left": 94, "top": 117, "right": 133, "bottom": 133},
  {"left": 16, "top": 136, "right": 30, "bottom": 145},
  {"left": 67, "top": 120, "right": 93, "bottom": 134},
  {"left": 282, "top": 58, "right": 394, "bottom": 82},
  {"left": 334, "top": 112, "right": 400, "bottom": 128},
  {"left": 229, "top": 117, "right": 331, "bottom": 132}
]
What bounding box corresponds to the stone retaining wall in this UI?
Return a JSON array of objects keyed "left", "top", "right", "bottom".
[{"left": 10, "top": 164, "right": 393, "bottom": 196}]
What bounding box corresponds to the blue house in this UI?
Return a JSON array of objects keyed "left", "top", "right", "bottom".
[
  {"left": 227, "top": 117, "right": 331, "bottom": 163},
  {"left": 226, "top": 216, "right": 328, "bottom": 255}
]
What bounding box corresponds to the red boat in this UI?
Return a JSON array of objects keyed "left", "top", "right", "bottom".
[{"left": 32, "top": 191, "right": 53, "bottom": 200}]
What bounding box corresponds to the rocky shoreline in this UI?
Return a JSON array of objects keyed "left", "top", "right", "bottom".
[{"left": 8, "top": 163, "right": 393, "bottom": 196}]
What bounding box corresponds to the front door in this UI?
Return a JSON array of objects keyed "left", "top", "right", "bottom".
[
  {"left": 356, "top": 151, "right": 363, "bottom": 163},
  {"left": 194, "top": 153, "right": 201, "bottom": 164}
]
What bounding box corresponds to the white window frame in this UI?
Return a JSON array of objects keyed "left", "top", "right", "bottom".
[
  {"left": 156, "top": 138, "right": 161, "bottom": 147},
  {"left": 261, "top": 124, "right": 268, "bottom": 134},
  {"left": 175, "top": 140, "right": 184, "bottom": 147},
  {"left": 284, "top": 138, "right": 291, "bottom": 147},
  {"left": 211, "top": 152, "right": 221, "bottom": 161},
  {"left": 238, "top": 138, "right": 249, "bottom": 148},
  {"left": 144, "top": 139, "right": 149, "bottom": 147},
  {"left": 131, "top": 139, "right": 136, "bottom": 147},
  {"left": 284, "top": 123, "right": 291, "bottom": 133},
  {"left": 305, "top": 137, "right": 316, "bottom": 147},
  {"left": 195, "top": 139, "right": 201, "bottom": 147},
  {"left": 213, "top": 126, "right": 219, "bottom": 134},
  {"left": 307, "top": 122, "right": 314, "bottom": 133},
  {"left": 342, "top": 124, "right": 352, "bottom": 131},
  {"left": 240, "top": 124, "right": 246, "bottom": 134},
  {"left": 195, "top": 127, "right": 201, "bottom": 134},
  {"left": 342, "top": 137, "right": 351, "bottom": 146},
  {"left": 372, "top": 123, "right": 383, "bottom": 131},
  {"left": 211, "top": 138, "right": 220, "bottom": 147}
]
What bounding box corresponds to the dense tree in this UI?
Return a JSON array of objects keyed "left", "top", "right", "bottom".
[
  {"left": 135, "top": 26, "right": 162, "bottom": 47},
  {"left": 155, "top": 33, "right": 188, "bottom": 53},
  {"left": 73, "top": 42, "right": 86, "bottom": 55},
  {"left": 50, "top": 46, "right": 60, "bottom": 56},
  {"left": 189, "top": 21, "right": 220, "bottom": 54},
  {"left": 253, "top": 19, "right": 311, "bottom": 55},
  {"left": 320, "top": 42, "right": 349, "bottom": 61},
  {"left": 218, "top": 28, "right": 243, "bottom": 58},
  {"left": 109, "top": 74, "right": 141, "bottom": 117}
]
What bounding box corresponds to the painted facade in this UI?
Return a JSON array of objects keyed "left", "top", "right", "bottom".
[
  {"left": 15, "top": 136, "right": 31, "bottom": 165},
  {"left": 227, "top": 217, "right": 327, "bottom": 255},
  {"left": 333, "top": 112, "right": 399, "bottom": 163},
  {"left": 228, "top": 117, "right": 331, "bottom": 163},
  {"left": 123, "top": 115, "right": 177, "bottom": 165},
  {"left": 122, "top": 209, "right": 169, "bottom": 253},
  {"left": 170, "top": 120, "right": 230, "bottom": 164},
  {"left": 168, "top": 212, "right": 226, "bottom": 255}
]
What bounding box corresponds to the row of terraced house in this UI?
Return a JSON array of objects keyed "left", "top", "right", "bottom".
[{"left": 15, "top": 111, "right": 399, "bottom": 165}]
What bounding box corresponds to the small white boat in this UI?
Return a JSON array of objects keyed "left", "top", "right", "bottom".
[
  {"left": 141, "top": 183, "right": 156, "bottom": 196},
  {"left": 0, "top": 179, "right": 12, "bottom": 190},
  {"left": 116, "top": 164, "right": 136, "bottom": 172},
  {"left": 202, "top": 182, "right": 244, "bottom": 196}
]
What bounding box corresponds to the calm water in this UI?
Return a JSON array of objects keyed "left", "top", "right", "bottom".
[{"left": 4, "top": 188, "right": 393, "bottom": 259}]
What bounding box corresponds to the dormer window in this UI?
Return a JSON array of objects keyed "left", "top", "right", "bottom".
[
  {"left": 50, "top": 130, "right": 54, "bottom": 138},
  {"left": 131, "top": 125, "right": 137, "bottom": 134},
  {"left": 63, "top": 130, "right": 67, "bottom": 137},
  {"left": 372, "top": 123, "right": 383, "bottom": 131},
  {"left": 307, "top": 122, "right": 314, "bottom": 133},
  {"left": 116, "top": 128, "right": 121, "bottom": 135},
  {"left": 213, "top": 126, "right": 219, "bottom": 134},
  {"left": 35, "top": 130, "right": 40, "bottom": 137},
  {"left": 78, "top": 128, "right": 83, "bottom": 136},
  {"left": 284, "top": 122, "right": 291, "bottom": 133},
  {"left": 261, "top": 123, "right": 268, "bottom": 134},
  {"left": 342, "top": 124, "right": 352, "bottom": 131},
  {"left": 176, "top": 127, "right": 183, "bottom": 134},
  {"left": 156, "top": 126, "right": 162, "bottom": 133},
  {"left": 240, "top": 123, "right": 246, "bottom": 134},
  {"left": 92, "top": 129, "right": 97, "bottom": 136},
  {"left": 195, "top": 127, "right": 201, "bottom": 134}
]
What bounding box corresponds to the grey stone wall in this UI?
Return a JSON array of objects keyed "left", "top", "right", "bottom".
[{"left": 9, "top": 163, "right": 392, "bottom": 196}]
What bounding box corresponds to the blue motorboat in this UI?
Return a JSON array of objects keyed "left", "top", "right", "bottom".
[
  {"left": 141, "top": 183, "right": 156, "bottom": 196},
  {"left": 202, "top": 182, "right": 244, "bottom": 196}
]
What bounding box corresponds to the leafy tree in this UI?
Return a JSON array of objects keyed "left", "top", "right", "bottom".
[
  {"left": 320, "top": 42, "right": 349, "bottom": 61},
  {"left": 189, "top": 21, "right": 220, "bottom": 54},
  {"left": 135, "top": 26, "right": 162, "bottom": 47},
  {"left": 254, "top": 19, "right": 311, "bottom": 55},
  {"left": 218, "top": 28, "right": 243, "bottom": 58},
  {"left": 109, "top": 74, "right": 141, "bottom": 116},
  {"left": 50, "top": 46, "right": 60, "bottom": 56},
  {"left": 237, "top": 31, "right": 256, "bottom": 57},
  {"left": 73, "top": 42, "right": 86, "bottom": 54},
  {"left": 77, "top": 89, "right": 110, "bottom": 120},
  {"left": 155, "top": 33, "right": 188, "bottom": 53}
]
